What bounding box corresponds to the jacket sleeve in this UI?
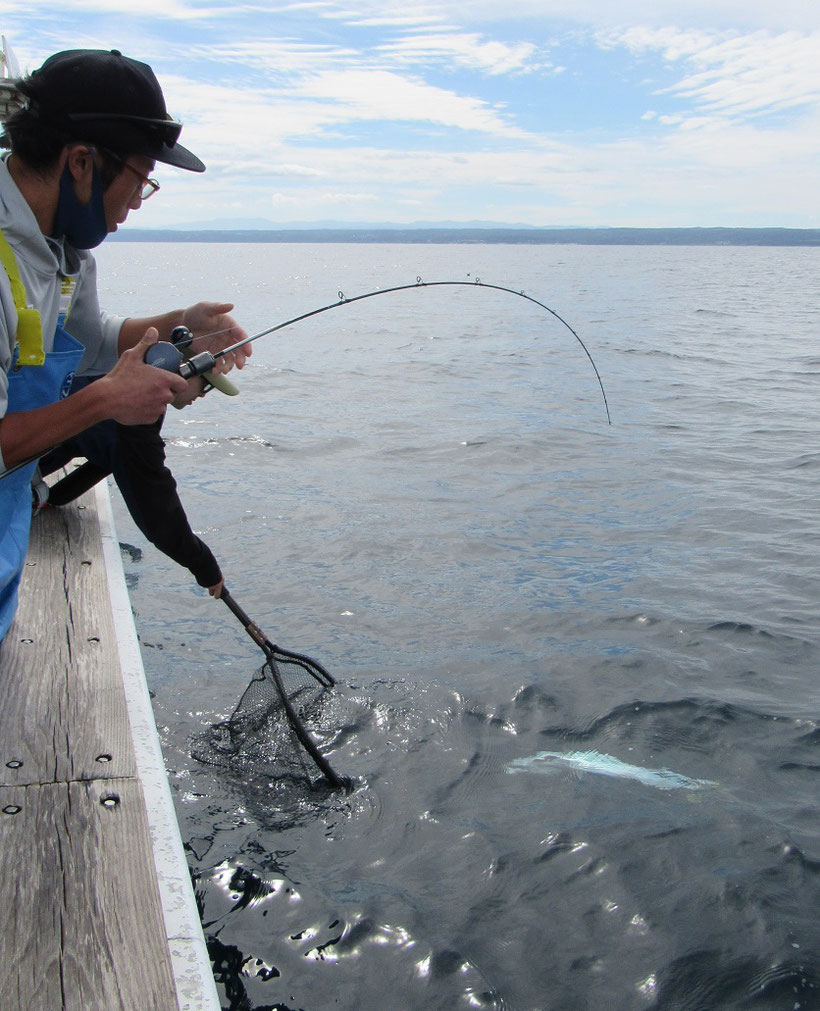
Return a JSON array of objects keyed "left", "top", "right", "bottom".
[{"left": 106, "top": 417, "right": 222, "bottom": 588}]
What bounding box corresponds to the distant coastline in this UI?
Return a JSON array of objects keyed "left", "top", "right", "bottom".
[{"left": 109, "top": 226, "right": 820, "bottom": 246}]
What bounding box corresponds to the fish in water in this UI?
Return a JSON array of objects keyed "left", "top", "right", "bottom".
[{"left": 505, "top": 750, "right": 716, "bottom": 791}]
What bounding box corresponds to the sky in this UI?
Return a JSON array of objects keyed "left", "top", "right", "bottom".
[{"left": 3, "top": 0, "right": 819, "bottom": 228}]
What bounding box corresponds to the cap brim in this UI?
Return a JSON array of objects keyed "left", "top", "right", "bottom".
[
  {"left": 64, "top": 112, "right": 207, "bottom": 172},
  {"left": 152, "top": 140, "right": 206, "bottom": 173}
]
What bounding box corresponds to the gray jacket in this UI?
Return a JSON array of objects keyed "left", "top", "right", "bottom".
[{"left": 0, "top": 155, "right": 123, "bottom": 471}]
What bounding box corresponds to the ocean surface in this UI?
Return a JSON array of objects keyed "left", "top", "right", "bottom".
[{"left": 92, "top": 241, "right": 819, "bottom": 1011}]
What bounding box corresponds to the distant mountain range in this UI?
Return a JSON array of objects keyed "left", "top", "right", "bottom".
[
  {"left": 167, "top": 218, "right": 548, "bottom": 230},
  {"left": 110, "top": 223, "right": 820, "bottom": 246}
]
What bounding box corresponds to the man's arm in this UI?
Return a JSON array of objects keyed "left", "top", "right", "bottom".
[
  {"left": 0, "top": 328, "right": 187, "bottom": 471},
  {"left": 111, "top": 418, "right": 224, "bottom": 594}
]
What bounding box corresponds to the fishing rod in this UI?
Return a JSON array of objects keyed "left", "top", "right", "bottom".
[
  {"left": 146, "top": 277, "right": 612, "bottom": 424},
  {"left": 0, "top": 277, "right": 610, "bottom": 484}
]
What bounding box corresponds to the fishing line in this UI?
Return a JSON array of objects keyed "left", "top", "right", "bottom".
[{"left": 166, "top": 277, "right": 612, "bottom": 425}]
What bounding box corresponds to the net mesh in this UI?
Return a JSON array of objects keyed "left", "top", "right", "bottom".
[{"left": 191, "top": 649, "right": 341, "bottom": 787}]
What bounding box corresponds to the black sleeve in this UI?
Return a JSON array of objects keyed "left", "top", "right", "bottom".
[{"left": 108, "top": 418, "right": 222, "bottom": 588}]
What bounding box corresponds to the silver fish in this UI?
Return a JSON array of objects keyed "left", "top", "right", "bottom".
[{"left": 505, "top": 749, "right": 716, "bottom": 791}]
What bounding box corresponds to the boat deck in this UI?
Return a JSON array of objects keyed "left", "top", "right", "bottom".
[{"left": 0, "top": 483, "right": 218, "bottom": 1010}]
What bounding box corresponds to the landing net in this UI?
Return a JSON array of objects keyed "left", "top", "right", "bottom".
[{"left": 191, "top": 644, "right": 343, "bottom": 789}]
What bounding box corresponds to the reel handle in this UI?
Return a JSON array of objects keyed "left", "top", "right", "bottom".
[{"left": 170, "top": 325, "right": 194, "bottom": 349}]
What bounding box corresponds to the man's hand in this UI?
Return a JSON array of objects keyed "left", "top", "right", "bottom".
[
  {"left": 98, "top": 327, "right": 189, "bottom": 425},
  {"left": 182, "top": 301, "right": 252, "bottom": 375},
  {"left": 171, "top": 376, "right": 208, "bottom": 411}
]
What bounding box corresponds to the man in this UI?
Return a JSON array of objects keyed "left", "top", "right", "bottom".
[{"left": 0, "top": 48, "right": 251, "bottom": 639}]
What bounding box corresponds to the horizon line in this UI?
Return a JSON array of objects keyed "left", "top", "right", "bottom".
[{"left": 109, "top": 224, "right": 820, "bottom": 247}]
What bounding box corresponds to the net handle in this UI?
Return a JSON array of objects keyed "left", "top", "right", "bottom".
[
  {"left": 220, "top": 586, "right": 271, "bottom": 649},
  {"left": 220, "top": 587, "right": 335, "bottom": 686},
  {"left": 265, "top": 654, "right": 346, "bottom": 790}
]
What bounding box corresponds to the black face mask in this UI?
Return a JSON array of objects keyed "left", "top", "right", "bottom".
[{"left": 52, "top": 160, "right": 108, "bottom": 249}]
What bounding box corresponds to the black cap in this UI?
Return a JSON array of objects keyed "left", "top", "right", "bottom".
[{"left": 25, "top": 49, "right": 205, "bottom": 172}]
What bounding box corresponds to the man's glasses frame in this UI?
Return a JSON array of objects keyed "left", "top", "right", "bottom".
[{"left": 104, "top": 149, "right": 160, "bottom": 200}]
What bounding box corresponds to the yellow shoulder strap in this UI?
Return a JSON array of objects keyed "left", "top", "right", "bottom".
[{"left": 0, "top": 229, "right": 45, "bottom": 365}]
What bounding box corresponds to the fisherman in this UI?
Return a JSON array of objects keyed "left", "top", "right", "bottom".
[{"left": 0, "top": 48, "right": 251, "bottom": 640}]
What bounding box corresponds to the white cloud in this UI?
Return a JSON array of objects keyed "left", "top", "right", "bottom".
[
  {"left": 4, "top": 0, "right": 819, "bottom": 226},
  {"left": 267, "top": 163, "right": 325, "bottom": 177},
  {"left": 607, "top": 27, "right": 820, "bottom": 122},
  {"left": 4, "top": 0, "right": 210, "bottom": 18},
  {"left": 327, "top": 0, "right": 820, "bottom": 32},
  {"left": 376, "top": 32, "right": 540, "bottom": 76},
  {"left": 7, "top": 0, "right": 818, "bottom": 33},
  {"left": 271, "top": 189, "right": 379, "bottom": 206},
  {"left": 202, "top": 26, "right": 545, "bottom": 81},
  {"left": 289, "top": 69, "right": 531, "bottom": 137},
  {"left": 140, "top": 98, "right": 819, "bottom": 228},
  {"left": 195, "top": 38, "right": 362, "bottom": 77}
]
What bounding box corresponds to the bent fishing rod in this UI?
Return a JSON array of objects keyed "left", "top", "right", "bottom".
[
  {"left": 0, "top": 277, "right": 611, "bottom": 483},
  {"left": 147, "top": 277, "right": 612, "bottom": 424}
]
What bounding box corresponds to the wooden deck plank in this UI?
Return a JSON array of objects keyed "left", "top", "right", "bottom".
[
  {"left": 0, "top": 497, "right": 135, "bottom": 787},
  {"left": 0, "top": 485, "right": 217, "bottom": 1010},
  {"left": 0, "top": 779, "right": 179, "bottom": 1010}
]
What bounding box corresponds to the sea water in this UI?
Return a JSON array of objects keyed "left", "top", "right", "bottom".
[{"left": 94, "top": 241, "right": 819, "bottom": 1010}]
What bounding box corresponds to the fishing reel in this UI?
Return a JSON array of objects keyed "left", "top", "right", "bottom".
[{"left": 144, "top": 325, "right": 217, "bottom": 379}]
